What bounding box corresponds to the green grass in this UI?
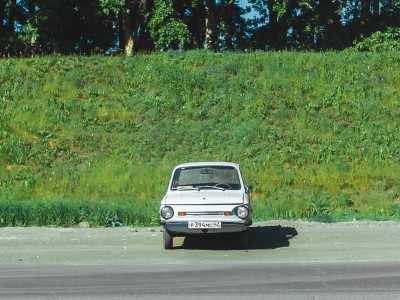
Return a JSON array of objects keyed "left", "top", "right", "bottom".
[{"left": 0, "top": 50, "right": 399, "bottom": 226}]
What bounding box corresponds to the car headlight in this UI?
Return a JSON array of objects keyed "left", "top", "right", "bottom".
[
  {"left": 161, "top": 206, "right": 174, "bottom": 219},
  {"left": 236, "top": 206, "right": 249, "bottom": 219}
]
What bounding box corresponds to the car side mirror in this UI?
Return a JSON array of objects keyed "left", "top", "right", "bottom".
[{"left": 245, "top": 184, "right": 253, "bottom": 193}]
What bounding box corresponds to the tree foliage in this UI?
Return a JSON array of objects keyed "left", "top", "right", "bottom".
[
  {"left": 149, "top": 0, "right": 190, "bottom": 50},
  {"left": 0, "top": 0, "right": 399, "bottom": 55},
  {"left": 354, "top": 27, "right": 400, "bottom": 51}
]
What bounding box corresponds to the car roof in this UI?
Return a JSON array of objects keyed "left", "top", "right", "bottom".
[{"left": 174, "top": 162, "right": 240, "bottom": 169}]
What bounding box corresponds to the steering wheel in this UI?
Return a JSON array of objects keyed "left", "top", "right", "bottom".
[{"left": 214, "top": 183, "right": 233, "bottom": 190}]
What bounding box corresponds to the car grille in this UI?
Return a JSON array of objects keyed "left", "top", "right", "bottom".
[{"left": 185, "top": 211, "right": 224, "bottom": 216}]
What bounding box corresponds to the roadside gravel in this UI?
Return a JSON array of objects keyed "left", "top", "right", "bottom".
[{"left": 1, "top": 220, "right": 399, "bottom": 264}]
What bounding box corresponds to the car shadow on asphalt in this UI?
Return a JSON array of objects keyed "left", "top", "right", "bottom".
[{"left": 177, "top": 225, "right": 298, "bottom": 250}]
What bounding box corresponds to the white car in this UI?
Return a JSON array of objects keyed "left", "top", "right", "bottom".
[{"left": 160, "top": 162, "right": 253, "bottom": 249}]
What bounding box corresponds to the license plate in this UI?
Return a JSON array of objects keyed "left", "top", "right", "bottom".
[{"left": 188, "top": 221, "right": 221, "bottom": 229}]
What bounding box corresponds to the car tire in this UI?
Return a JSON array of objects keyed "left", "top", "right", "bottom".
[
  {"left": 163, "top": 228, "right": 173, "bottom": 250},
  {"left": 238, "top": 230, "right": 249, "bottom": 249}
]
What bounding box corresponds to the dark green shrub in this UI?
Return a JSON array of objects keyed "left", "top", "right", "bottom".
[{"left": 354, "top": 27, "right": 400, "bottom": 52}]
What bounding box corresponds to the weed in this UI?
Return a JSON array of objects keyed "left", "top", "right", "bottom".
[{"left": 0, "top": 51, "right": 399, "bottom": 226}]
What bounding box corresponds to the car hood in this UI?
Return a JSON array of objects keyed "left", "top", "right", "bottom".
[{"left": 164, "top": 190, "right": 243, "bottom": 205}]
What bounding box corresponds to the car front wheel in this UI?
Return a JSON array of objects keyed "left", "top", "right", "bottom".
[{"left": 163, "top": 228, "right": 173, "bottom": 250}]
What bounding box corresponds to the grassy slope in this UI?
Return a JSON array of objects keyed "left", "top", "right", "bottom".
[{"left": 0, "top": 51, "right": 399, "bottom": 226}]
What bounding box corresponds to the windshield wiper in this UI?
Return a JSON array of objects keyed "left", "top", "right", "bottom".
[
  {"left": 197, "top": 185, "right": 225, "bottom": 191},
  {"left": 174, "top": 186, "right": 199, "bottom": 191}
]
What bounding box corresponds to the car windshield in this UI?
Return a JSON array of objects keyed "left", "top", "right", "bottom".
[{"left": 171, "top": 166, "right": 241, "bottom": 190}]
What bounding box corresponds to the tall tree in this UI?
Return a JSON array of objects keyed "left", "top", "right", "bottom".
[
  {"left": 35, "top": 0, "right": 113, "bottom": 54},
  {"left": 1, "top": 0, "right": 399, "bottom": 55},
  {"left": 204, "top": 0, "right": 217, "bottom": 49},
  {"left": 249, "top": 0, "right": 300, "bottom": 50},
  {"left": 6, "top": 0, "right": 17, "bottom": 37},
  {"left": 0, "top": 0, "right": 29, "bottom": 55},
  {"left": 100, "top": 0, "right": 149, "bottom": 56},
  {"left": 160, "top": 0, "right": 206, "bottom": 49},
  {"left": 291, "top": 0, "right": 343, "bottom": 50},
  {"left": 338, "top": 0, "right": 400, "bottom": 46},
  {"left": 219, "top": 0, "right": 248, "bottom": 50},
  {"left": 203, "top": 0, "right": 248, "bottom": 50},
  {"left": 0, "top": 1, "right": 7, "bottom": 54}
]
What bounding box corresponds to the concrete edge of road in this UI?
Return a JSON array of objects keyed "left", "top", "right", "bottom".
[
  {"left": 1, "top": 219, "right": 399, "bottom": 232},
  {"left": 113, "top": 219, "right": 400, "bottom": 232}
]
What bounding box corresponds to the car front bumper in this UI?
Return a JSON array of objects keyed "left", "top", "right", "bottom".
[{"left": 160, "top": 220, "right": 252, "bottom": 235}]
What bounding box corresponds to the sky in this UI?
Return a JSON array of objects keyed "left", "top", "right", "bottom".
[{"left": 239, "top": 0, "right": 258, "bottom": 20}]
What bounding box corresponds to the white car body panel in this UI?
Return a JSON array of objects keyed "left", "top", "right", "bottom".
[{"left": 162, "top": 190, "right": 244, "bottom": 205}]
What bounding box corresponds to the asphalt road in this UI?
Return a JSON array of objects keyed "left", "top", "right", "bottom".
[{"left": 1, "top": 221, "right": 400, "bottom": 299}]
